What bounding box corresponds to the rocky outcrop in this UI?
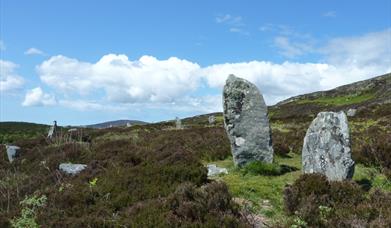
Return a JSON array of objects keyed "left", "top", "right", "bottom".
[
  {"left": 302, "top": 111, "right": 355, "bottom": 181},
  {"left": 59, "top": 163, "right": 87, "bottom": 175},
  {"left": 223, "top": 74, "right": 273, "bottom": 166},
  {"left": 5, "top": 145, "right": 21, "bottom": 162}
]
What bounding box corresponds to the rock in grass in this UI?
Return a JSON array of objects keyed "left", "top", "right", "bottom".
[
  {"left": 347, "top": 108, "right": 357, "bottom": 117},
  {"left": 208, "top": 115, "right": 216, "bottom": 125},
  {"left": 302, "top": 111, "right": 355, "bottom": 181},
  {"left": 207, "top": 164, "right": 228, "bottom": 177},
  {"left": 59, "top": 163, "right": 87, "bottom": 175},
  {"left": 5, "top": 145, "right": 21, "bottom": 162},
  {"left": 223, "top": 74, "right": 273, "bottom": 167}
]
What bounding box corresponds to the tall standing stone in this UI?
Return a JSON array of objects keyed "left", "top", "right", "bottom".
[
  {"left": 223, "top": 74, "right": 273, "bottom": 166},
  {"left": 302, "top": 111, "right": 355, "bottom": 181}
]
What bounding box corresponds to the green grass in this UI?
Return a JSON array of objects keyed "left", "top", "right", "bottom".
[
  {"left": 297, "top": 92, "right": 375, "bottom": 106},
  {"left": 209, "top": 153, "right": 390, "bottom": 225}
]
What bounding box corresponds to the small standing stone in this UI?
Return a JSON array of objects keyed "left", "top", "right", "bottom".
[
  {"left": 302, "top": 111, "right": 355, "bottom": 181},
  {"left": 175, "top": 117, "right": 182, "bottom": 129},
  {"left": 223, "top": 74, "right": 274, "bottom": 166},
  {"left": 47, "top": 120, "right": 57, "bottom": 139},
  {"left": 208, "top": 115, "right": 216, "bottom": 125},
  {"left": 5, "top": 145, "right": 21, "bottom": 162},
  {"left": 59, "top": 163, "right": 87, "bottom": 175}
]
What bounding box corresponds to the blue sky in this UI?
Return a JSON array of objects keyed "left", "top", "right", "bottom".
[{"left": 1, "top": 0, "right": 390, "bottom": 125}]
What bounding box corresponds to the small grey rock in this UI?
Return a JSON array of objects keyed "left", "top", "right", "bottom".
[
  {"left": 208, "top": 115, "right": 216, "bottom": 125},
  {"left": 207, "top": 164, "right": 228, "bottom": 177},
  {"left": 347, "top": 108, "right": 357, "bottom": 117},
  {"left": 5, "top": 145, "right": 21, "bottom": 162},
  {"left": 223, "top": 74, "right": 273, "bottom": 166},
  {"left": 302, "top": 111, "right": 355, "bottom": 181},
  {"left": 59, "top": 163, "right": 87, "bottom": 175}
]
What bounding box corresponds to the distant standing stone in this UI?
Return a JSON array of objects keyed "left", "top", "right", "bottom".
[
  {"left": 302, "top": 111, "right": 355, "bottom": 181},
  {"left": 59, "top": 163, "right": 87, "bottom": 175},
  {"left": 347, "top": 108, "right": 357, "bottom": 117},
  {"left": 223, "top": 74, "right": 273, "bottom": 166},
  {"left": 47, "top": 120, "right": 57, "bottom": 139},
  {"left": 175, "top": 117, "right": 182, "bottom": 129},
  {"left": 208, "top": 115, "right": 216, "bottom": 125},
  {"left": 5, "top": 145, "right": 21, "bottom": 162}
]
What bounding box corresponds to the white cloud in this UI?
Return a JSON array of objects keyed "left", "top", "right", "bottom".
[
  {"left": 260, "top": 24, "right": 316, "bottom": 58},
  {"left": 322, "top": 28, "right": 391, "bottom": 67},
  {"left": 31, "top": 28, "right": 390, "bottom": 111},
  {"left": 24, "top": 47, "right": 45, "bottom": 56},
  {"left": 0, "top": 60, "right": 25, "bottom": 92},
  {"left": 216, "top": 14, "right": 248, "bottom": 35},
  {"left": 37, "top": 54, "right": 201, "bottom": 103},
  {"left": 323, "top": 11, "right": 336, "bottom": 17},
  {"left": 22, "top": 87, "right": 56, "bottom": 106},
  {"left": 274, "top": 36, "right": 314, "bottom": 58}
]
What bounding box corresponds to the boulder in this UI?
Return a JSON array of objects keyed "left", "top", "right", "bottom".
[
  {"left": 223, "top": 74, "right": 273, "bottom": 166},
  {"left": 5, "top": 145, "right": 21, "bottom": 162},
  {"left": 207, "top": 164, "right": 228, "bottom": 177},
  {"left": 302, "top": 111, "right": 355, "bottom": 181},
  {"left": 59, "top": 163, "right": 87, "bottom": 175}
]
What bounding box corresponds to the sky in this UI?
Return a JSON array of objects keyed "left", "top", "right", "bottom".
[{"left": 1, "top": 0, "right": 390, "bottom": 125}]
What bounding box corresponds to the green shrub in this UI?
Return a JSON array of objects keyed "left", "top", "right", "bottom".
[
  {"left": 10, "top": 194, "right": 47, "bottom": 228},
  {"left": 242, "top": 161, "right": 282, "bottom": 176}
]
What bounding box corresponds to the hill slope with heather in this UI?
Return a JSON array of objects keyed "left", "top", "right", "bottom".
[{"left": 0, "top": 73, "right": 390, "bottom": 227}]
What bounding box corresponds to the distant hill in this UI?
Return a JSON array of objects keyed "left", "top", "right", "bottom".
[
  {"left": 278, "top": 73, "right": 390, "bottom": 105},
  {"left": 86, "top": 120, "right": 148, "bottom": 129}
]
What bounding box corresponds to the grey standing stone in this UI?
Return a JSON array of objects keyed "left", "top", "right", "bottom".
[
  {"left": 302, "top": 111, "right": 355, "bottom": 181},
  {"left": 223, "top": 74, "right": 273, "bottom": 166},
  {"left": 207, "top": 164, "right": 228, "bottom": 177},
  {"left": 347, "top": 108, "right": 357, "bottom": 117},
  {"left": 208, "top": 115, "right": 216, "bottom": 125},
  {"left": 175, "top": 117, "right": 182, "bottom": 129},
  {"left": 47, "top": 120, "right": 57, "bottom": 139},
  {"left": 5, "top": 145, "right": 21, "bottom": 162},
  {"left": 59, "top": 163, "right": 87, "bottom": 175}
]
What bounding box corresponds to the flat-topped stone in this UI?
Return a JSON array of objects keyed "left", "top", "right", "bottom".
[
  {"left": 59, "top": 163, "right": 87, "bottom": 175},
  {"left": 207, "top": 164, "right": 228, "bottom": 177}
]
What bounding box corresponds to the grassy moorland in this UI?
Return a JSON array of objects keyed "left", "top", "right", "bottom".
[{"left": 0, "top": 73, "right": 390, "bottom": 227}]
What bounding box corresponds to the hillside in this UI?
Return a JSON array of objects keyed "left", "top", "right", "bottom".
[
  {"left": 0, "top": 122, "right": 50, "bottom": 144},
  {"left": 86, "top": 120, "right": 148, "bottom": 129},
  {"left": 0, "top": 73, "right": 390, "bottom": 227}
]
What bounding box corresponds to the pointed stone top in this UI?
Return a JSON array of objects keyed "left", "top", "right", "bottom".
[
  {"left": 226, "top": 74, "right": 254, "bottom": 86},
  {"left": 227, "top": 74, "right": 238, "bottom": 81}
]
